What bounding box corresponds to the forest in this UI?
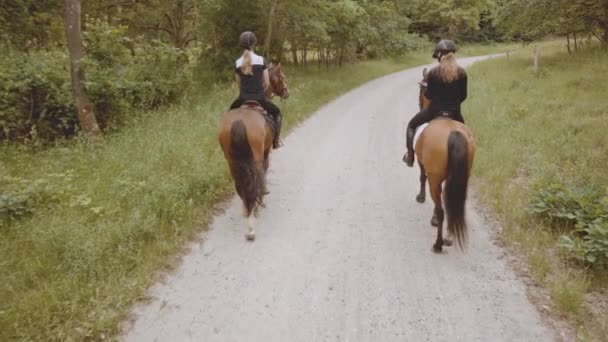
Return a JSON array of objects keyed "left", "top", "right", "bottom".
[{"left": 2, "top": 0, "right": 606, "bottom": 143}]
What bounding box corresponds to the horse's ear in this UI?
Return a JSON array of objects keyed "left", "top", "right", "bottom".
[
  {"left": 276, "top": 62, "right": 282, "bottom": 69},
  {"left": 422, "top": 68, "right": 428, "bottom": 78}
]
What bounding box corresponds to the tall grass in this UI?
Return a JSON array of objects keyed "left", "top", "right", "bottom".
[
  {"left": 0, "top": 52, "right": 435, "bottom": 341},
  {"left": 464, "top": 40, "right": 608, "bottom": 339}
]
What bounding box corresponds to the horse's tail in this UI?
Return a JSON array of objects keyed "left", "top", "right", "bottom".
[
  {"left": 229, "top": 120, "right": 265, "bottom": 217},
  {"left": 444, "top": 130, "right": 469, "bottom": 249}
]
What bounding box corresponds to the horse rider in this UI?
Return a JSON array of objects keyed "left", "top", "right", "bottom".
[
  {"left": 228, "top": 31, "right": 283, "bottom": 149},
  {"left": 402, "top": 39, "right": 468, "bottom": 166}
]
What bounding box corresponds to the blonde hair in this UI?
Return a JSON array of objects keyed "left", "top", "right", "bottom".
[
  {"left": 437, "top": 52, "right": 459, "bottom": 83},
  {"left": 241, "top": 50, "right": 253, "bottom": 75}
]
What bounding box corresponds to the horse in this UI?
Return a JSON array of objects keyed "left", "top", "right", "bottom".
[
  {"left": 217, "top": 63, "right": 289, "bottom": 241},
  {"left": 412, "top": 67, "right": 476, "bottom": 252}
]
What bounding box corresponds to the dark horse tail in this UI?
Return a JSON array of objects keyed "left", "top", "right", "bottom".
[
  {"left": 229, "top": 120, "right": 265, "bottom": 217},
  {"left": 444, "top": 130, "right": 469, "bottom": 249}
]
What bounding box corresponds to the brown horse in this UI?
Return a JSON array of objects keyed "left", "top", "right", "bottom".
[
  {"left": 413, "top": 67, "right": 476, "bottom": 252},
  {"left": 217, "top": 64, "right": 289, "bottom": 241}
]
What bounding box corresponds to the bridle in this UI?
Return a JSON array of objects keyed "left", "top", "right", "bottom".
[{"left": 268, "top": 66, "right": 289, "bottom": 101}]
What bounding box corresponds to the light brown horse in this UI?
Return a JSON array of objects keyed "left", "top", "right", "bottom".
[
  {"left": 217, "top": 64, "right": 289, "bottom": 241},
  {"left": 413, "top": 67, "right": 476, "bottom": 252}
]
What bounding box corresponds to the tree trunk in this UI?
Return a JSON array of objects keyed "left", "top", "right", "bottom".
[
  {"left": 566, "top": 33, "right": 571, "bottom": 54},
  {"left": 64, "top": 0, "right": 102, "bottom": 138},
  {"left": 264, "top": 2, "right": 277, "bottom": 60},
  {"left": 291, "top": 46, "right": 298, "bottom": 66},
  {"left": 573, "top": 32, "right": 578, "bottom": 52}
]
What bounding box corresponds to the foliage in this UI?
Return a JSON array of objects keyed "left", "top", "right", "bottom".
[
  {"left": 529, "top": 182, "right": 608, "bottom": 267},
  {"left": 497, "top": 0, "right": 608, "bottom": 47},
  {"left": 0, "top": 18, "right": 193, "bottom": 142},
  {"left": 528, "top": 183, "right": 607, "bottom": 230},
  {"left": 0, "top": 0, "right": 64, "bottom": 50},
  {"left": 560, "top": 222, "right": 608, "bottom": 267},
  {"left": 406, "top": 0, "right": 499, "bottom": 41}
]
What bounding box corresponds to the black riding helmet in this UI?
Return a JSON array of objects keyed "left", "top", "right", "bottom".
[
  {"left": 432, "top": 39, "right": 457, "bottom": 59},
  {"left": 239, "top": 31, "right": 257, "bottom": 49}
]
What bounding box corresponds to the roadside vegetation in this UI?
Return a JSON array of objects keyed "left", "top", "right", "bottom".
[{"left": 464, "top": 40, "right": 608, "bottom": 340}]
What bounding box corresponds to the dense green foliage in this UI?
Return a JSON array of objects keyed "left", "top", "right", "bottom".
[
  {"left": 497, "top": 0, "right": 608, "bottom": 47},
  {"left": 1, "top": 19, "right": 193, "bottom": 142},
  {"left": 0, "top": 0, "right": 537, "bottom": 143}
]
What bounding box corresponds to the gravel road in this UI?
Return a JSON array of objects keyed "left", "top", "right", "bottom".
[{"left": 121, "top": 55, "right": 557, "bottom": 342}]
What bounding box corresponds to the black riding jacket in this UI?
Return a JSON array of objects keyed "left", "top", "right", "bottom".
[
  {"left": 424, "top": 66, "right": 468, "bottom": 113},
  {"left": 235, "top": 51, "right": 268, "bottom": 99}
]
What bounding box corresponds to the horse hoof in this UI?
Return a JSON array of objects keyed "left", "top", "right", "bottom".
[
  {"left": 416, "top": 194, "right": 425, "bottom": 203},
  {"left": 245, "top": 232, "right": 256, "bottom": 241},
  {"left": 443, "top": 239, "right": 453, "bottom": 247},
  {"left": 432, "top": 244, "right": 443, "bottom": 253},
  {"left": 431, "top": 217, "right": 439, "bottom": 227}
]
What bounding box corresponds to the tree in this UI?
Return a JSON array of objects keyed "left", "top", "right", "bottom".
[
  {"left": 497, "top": 0, "right": 608, "bottom": 48},
  {"left": 64, "top": 0, "right": 102, "bottom": 138},
  {"left": 0, "top": 0, "right": 64, "bottom": 50},
  {"left": 406, "top": 0, "right": 496, "bottom": 41}
]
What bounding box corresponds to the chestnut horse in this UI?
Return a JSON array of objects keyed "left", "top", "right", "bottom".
[
  {"left": 217, "top": 64, "right": 289, "bottom": 241},
  {"left": 413, "top": 67, "right": 475, "bottom": 252}
]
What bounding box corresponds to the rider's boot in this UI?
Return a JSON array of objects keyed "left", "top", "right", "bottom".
[
  {"left": 273, "top": 112, "right": 283, "bottom": 149},
  {"left": 402, "top": 128, "right": 415, "bottom": 167}
]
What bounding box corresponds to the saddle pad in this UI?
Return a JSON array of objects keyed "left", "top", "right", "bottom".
[{"left": 413, "top": 122, "right": 429, "bottom": 152}]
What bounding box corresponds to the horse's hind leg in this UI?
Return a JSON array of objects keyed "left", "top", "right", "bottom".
[
  {"left": 246, "top": 214, "right": 256, "bottom": 241},
  {"left": 416, "top": 161, "right": 427, "bottom": 203},
  {"left": 429, "top": 176, "right": 446, "bottom": 252}
]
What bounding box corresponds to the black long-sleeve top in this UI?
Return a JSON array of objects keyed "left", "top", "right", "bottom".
[{"left": 424, "top": 66, "right": 468, "bottom": 113}]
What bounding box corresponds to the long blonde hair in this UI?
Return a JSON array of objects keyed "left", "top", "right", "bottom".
[
  {"left": 437, "top": 52, "right": 459, "bottom": 83},
  {"left": 241, "top": 49, "right": 253, "bottom": 75}
]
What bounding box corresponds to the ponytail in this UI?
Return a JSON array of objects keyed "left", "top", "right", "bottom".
[
  {"left": 438, "top": 52, "right": 459, "bottom": 83},
  {"left": 241, "top": 50, "right": 253, "bottom": 75}
]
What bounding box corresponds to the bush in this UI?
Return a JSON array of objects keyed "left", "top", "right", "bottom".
[
  {"left": 0, "top": 172, "right": 76, "bottom": 227},
  {"left": 0, "top": 18, "right": 194, "bottom": 143},
  {"left": 529, "top": 183, "right": 608, "bottom": 267}
]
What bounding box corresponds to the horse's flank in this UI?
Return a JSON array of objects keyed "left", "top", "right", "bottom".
[{"left": 416, "top": 119, "right": 474, "bottom": 179}]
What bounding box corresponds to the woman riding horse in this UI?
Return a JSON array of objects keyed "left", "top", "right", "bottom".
[
  {"left": 229, "top": 31, "right": 284, "bottom": 149},
  {"left": 403, "top": 39, "right": 468, "bottom": 166}
]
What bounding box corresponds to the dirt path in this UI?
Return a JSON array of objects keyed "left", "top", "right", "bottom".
[{"left": 121, "top": 55, "right": 557, "bottom": 342}]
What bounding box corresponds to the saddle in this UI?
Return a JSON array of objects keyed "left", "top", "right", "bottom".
[
  {"left": 239, "top": 100, "right": 277, "bottom": 136},
  {"left": 240, "top": 100, "right": 267, "bottom": 115}
]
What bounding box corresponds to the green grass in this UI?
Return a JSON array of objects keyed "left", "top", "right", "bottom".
[
  {"left": 458, "top": 41, "right": 523, "bottom": 56},
  {"left": 464, "top": 39, "right": 608, "bottom": 338},
  {"left": 0, "top": 51, "right": 437, "bottom": 341}
]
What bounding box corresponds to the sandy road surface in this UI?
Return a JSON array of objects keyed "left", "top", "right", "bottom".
[{"left": 121, "top": 55, "right": 557, "bottom": 342}]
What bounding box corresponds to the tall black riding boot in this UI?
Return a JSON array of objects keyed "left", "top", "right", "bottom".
[
  {"left": 273, "top": 112, "right": 283, "bottom": 149},
  {"left": 402, "top": 128, "right": 415, "bottom": 167}
]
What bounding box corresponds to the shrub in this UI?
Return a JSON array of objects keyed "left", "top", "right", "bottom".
[
  {"left": 0, "top": 18, "right": 194, "bottom": 143},
  {"left": 529, "top": 183, "right": 608, "bottom": 267}
]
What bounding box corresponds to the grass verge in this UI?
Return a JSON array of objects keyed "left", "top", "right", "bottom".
[{"left": 464, "top": 39, "right": 608, "bottom": 340}]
